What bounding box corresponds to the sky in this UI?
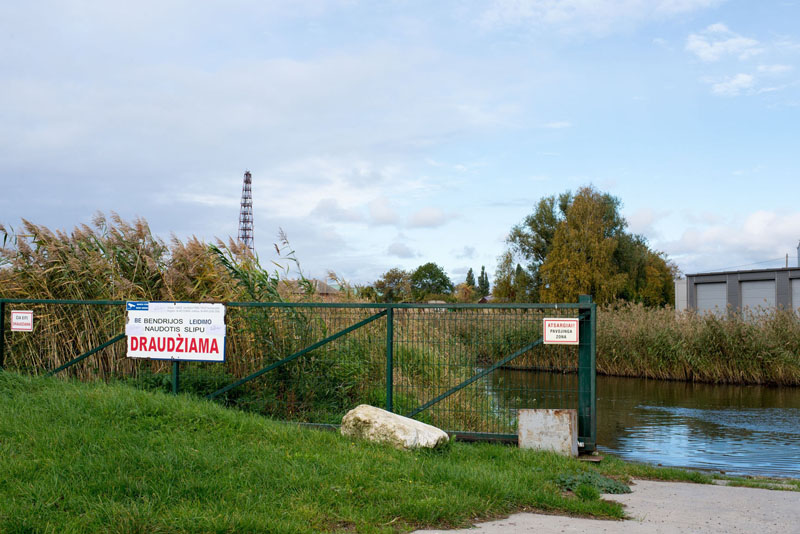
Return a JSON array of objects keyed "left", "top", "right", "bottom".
[{"left": 1, "top": 0, "right": 799, "bottom": 286}]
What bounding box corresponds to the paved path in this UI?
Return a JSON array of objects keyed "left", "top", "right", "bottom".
[{"left": 413, "top": 479, "right": 800, "bottom": 534}]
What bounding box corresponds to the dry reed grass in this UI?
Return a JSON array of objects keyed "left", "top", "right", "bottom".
[
  {"left": 598, "top": 303, "right": 800, "bottom": 385},
  {"left": 0, "top": 215, "right": 522, "bottom": 432},
  {"left": 1, "top": 214, "right": 258, "bottom": 378}
]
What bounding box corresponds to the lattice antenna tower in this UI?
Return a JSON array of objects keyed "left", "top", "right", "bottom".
[{"left": 238, "top": 171, "right": 254, "bottom": 253}]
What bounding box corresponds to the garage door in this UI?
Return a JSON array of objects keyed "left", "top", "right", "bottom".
[
  {"left": 696, "top": 283, "right": 726, "bottom": 316},
  {"left": 792, "top": 279, "right": 800, "bottom": 316},
  {"left": 741, "top": 280, "right": 775, "bottom": 315}
]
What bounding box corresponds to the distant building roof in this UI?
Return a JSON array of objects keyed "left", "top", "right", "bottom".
[
  {"left": 685, "top": 266, "right": 800, "bottom": 277},
  {"left": 280, "top": 279, "right": 339, "bottom": 296},
  {"left": 676, "top": 265, "right": 800, "bottom": 315}
]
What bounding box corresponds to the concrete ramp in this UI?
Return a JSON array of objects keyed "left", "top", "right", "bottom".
[{"left": 414, "top": 479, "right": 800, "bottom": 534}]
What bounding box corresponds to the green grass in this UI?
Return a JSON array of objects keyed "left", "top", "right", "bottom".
[
  {"left": 0, "top": 372, "right": 630, "bottom": 534},
  {"left": 2, "top": 373, "right": 792, "bottom": 533},
  {"left": 716, "top": 477, "right": 800, "bottom": 492},
  {"left": 593, "top": 455, "right": 713, "bottom": 484}
]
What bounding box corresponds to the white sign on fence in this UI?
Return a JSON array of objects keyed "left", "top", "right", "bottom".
[
  {"left": 125, "top": 302, "right": 226, "bottom": 361},
  {"left": 543, "top": 318, "right": 579, "bottom": 345},
  {"left": 10, "top": 310, "right": 34, "bottom": 332}
]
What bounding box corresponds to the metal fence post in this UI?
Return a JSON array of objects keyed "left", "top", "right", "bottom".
[
  {"left": 0, "top": 300, "right": 5, "bottom": 370},
  {"left": 385, "top": 306, "right": 394, "bottom": 412},
  {"left": 578, "top": 294, "right": 597, "bottom": 452},
  {"left": 172, "top": 361, "right": 180, "bottom": 395}
]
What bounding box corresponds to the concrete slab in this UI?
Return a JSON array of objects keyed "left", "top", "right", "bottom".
[
  {"left": 518, "top": 409, "right": 578, "bottom": 457},
  {"left": 413, "top": 479, "right": 800, "bottom": 534}
]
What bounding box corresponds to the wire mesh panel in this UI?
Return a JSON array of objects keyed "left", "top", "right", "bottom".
[
  {"left": 392, "top": 305, "right": 582, "bottom": 437},
  {"left": 219, "top": 304, "right": 387, "bottom": 424},
  {"left": 0, "top": 301, "right": 127, "bottom": 378}
]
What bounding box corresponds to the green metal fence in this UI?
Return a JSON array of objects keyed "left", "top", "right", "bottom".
[{"left": 0, "top": 297, "right": 596, "bottom": 451}]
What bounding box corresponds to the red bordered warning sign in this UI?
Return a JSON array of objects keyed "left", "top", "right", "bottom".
[
  {"left": 543, "top": 318, "right": 579, "bottom": 345},
  {"left": 11, "top": 310, "right": 34, "bottom": 332}
]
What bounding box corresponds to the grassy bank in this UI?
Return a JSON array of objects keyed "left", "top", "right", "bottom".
[{"left": 0, "top": 372, "right": 667, "bottom": 534}]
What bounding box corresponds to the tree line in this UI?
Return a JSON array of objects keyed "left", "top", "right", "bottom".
[
  {"left": 496, "top": 186, "right": 676, "bottom": 306},
  {"left": 361, "top": 263, "right": 490, "bottom": 303},
  {"left": 362, "top": 186, "right": 676, "bottom": 306}
]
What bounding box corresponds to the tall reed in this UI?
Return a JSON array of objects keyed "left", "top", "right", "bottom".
[
  {"left": 0, "top": 215, "right": 521, "bottom": 432},
  {"left": 597, "top": 303, "right": 800, "bottom": 385},
  {"left": 1, "top": 214, "right": 261, "bottom": 377}
]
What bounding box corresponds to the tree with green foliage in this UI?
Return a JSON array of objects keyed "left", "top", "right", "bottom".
[
  {"left": 493, "top": 253, "right": 535, "bottom": 302},
  {"left": 505, "top": 186, "right": 676, "bottom": 306},
  {"left": 513, "top": 264, "right": 533, "bottom": 301},
  {"left": 492, "top": 253, "right": 515, "bottom": 302},
  {"left": 410, "top": 262, "right": 454, "bottom": 301},
  {"left": 477, "top": 266, "right": 490, "bottom": 298},
  {"left": 465, "top": 268, "right": 476, "bottom": 289},
  {"left": 357, "top": 285, "right": 378, "bottom": 302},
  {"left": 374, "top": 268, "right": 411, "bottom": 302},
  {"left": 453, "top": 282, "right": 476, "bottom": 302},
  {"left": 507, "top": 193, "right": 572, "bottom": 270},
  {"left": 538, "top": 188, "right": 627, "bottom": 304}
]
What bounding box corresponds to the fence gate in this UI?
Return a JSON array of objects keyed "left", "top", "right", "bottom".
[{"left": 388, "top": 296, "right": 595, "bottom": 451}]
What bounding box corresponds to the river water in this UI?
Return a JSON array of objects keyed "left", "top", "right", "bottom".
[{"left": 490, "top": 369, "right": 800, "bottom": 478}]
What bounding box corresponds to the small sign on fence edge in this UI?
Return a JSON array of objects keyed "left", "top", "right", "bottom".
[
  {"left": 543, "top": 317, "right": 579, "bottom": 345},
  {"left": 10, "top": 310, "right": 34, "bottom": 332}
]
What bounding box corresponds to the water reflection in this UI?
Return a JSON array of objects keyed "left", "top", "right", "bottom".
[{"left": 490, "top": 369, "right": 800, "bottom": 478}]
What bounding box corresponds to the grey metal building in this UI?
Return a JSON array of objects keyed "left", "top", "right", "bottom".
[
  {"left": 676, "top": 242, "right": 800, "bottom": 315},
  {"left": 675, "top": 267, "right": 800, "bottom": 315}
]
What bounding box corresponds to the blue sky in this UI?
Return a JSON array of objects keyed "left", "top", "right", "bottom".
[{"left": 1, "top": 1, "right": 799, "bottom": 286}]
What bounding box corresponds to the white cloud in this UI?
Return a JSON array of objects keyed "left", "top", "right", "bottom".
[
  {"left": 756, "top": 84, "right": 792, "bottom": 94},
  {"left": 757, "top": 64, "right": 793, "bottom": 74},
  {"left": 682, "top": 210, "right": 723, "bottom": 225},
  {"left": 408, "top": 207, "right": 448, "bottom": 228},
  {"left": 627, "top": 208, "right": 669, "bottom": 239},
  {"left": 172, "top": 193, "right": 239, "bottom": 207},
  {"left": 732, "top": 166, "right": 765, "bottom": 177},
  {"left": 655, "top": 0, "right": 724, "bottom": 15},
  {"left": 387, "top": 242, "right": 416, "bottom": 258},
  {"left": 425, "top": 158, "right": 477, "bottom": 173},
  {"left": 711, "top": 73, "right": 755, "bottom": 96},
  {"left": 653, "top": 37, "right": 670, "bottom": 49},
  {"left": 309, "top": 198, "right": 363, "bottom": 223},
  {"left": 481, "top": 0, "right": 724, "bottom": 36},
  {"left": 686, "top": 23, "right": 762, "bottom": 62},
  {"left": 369, "top": 197, "right": 400, "bottom": 226},
  {"left": 664, "top": 210, "right": 800, "bottom": 273},
  {"left": 455, "top": 246, "right": 476, "bottom": 259},
  {"left": 253, "top": 157, "right": 413, "bottom": 222},
  {"left": 543, "top": 121, "right": 571, "bottom": 129}
]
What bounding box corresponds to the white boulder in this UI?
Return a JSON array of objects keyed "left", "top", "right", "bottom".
[{"left": 340, "top": 404, "right": 450, "bottom": 450}]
